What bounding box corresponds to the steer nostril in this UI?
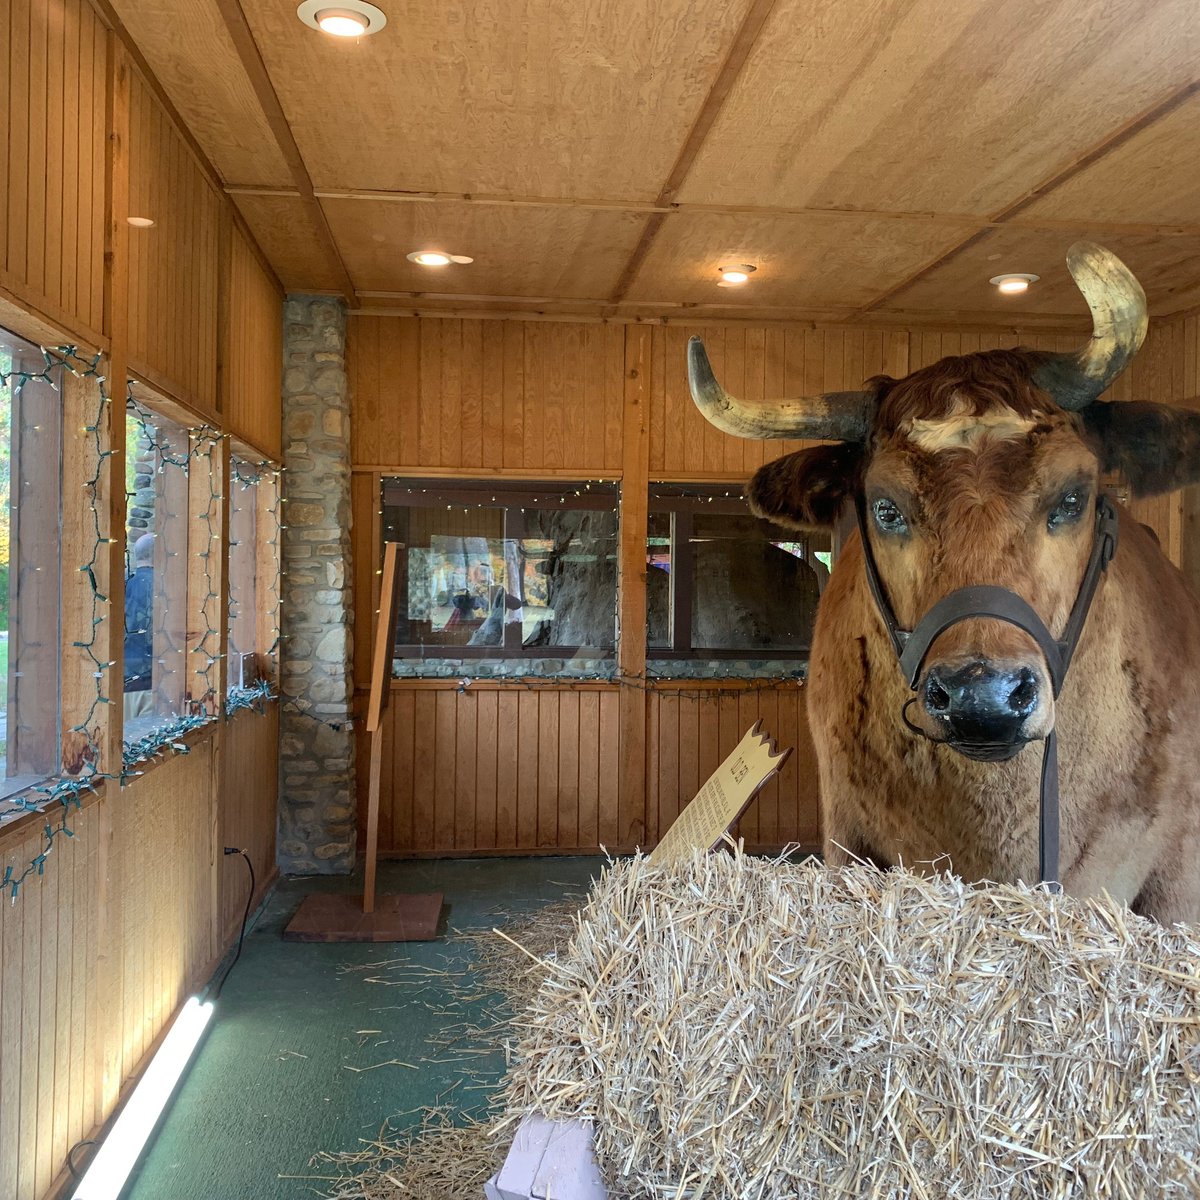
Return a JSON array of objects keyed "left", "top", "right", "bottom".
[
  {"left": 924, "top": 675, "right": 951, "bottom": 714},
  {"left": 1007, "top": 669, "right": 1038, "bottom": 714}
]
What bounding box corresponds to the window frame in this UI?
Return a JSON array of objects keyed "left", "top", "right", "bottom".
[{"left": 382, "top": 477, "right": 620, "bottom": 662}]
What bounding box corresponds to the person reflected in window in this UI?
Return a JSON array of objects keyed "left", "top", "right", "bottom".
[{"left": 124, "top": 533, "right": 154, "bottom": 719}]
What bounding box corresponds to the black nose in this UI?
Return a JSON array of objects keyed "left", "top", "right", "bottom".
[{"left": 922, "top": 661, "right": 1039, "bottom": 746}]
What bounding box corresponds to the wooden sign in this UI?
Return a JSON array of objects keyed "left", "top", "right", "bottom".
[{"left": 649, "top": 721, "right": 792, "bottom": 865}]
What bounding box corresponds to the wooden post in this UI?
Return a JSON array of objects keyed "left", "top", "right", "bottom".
[
  {"left": 618, "top": 327, "right": 651, "bottom": 851},
  {"left": 96, "top": 29, "right": 131, "bottom": 1121},
  {"left": 363, "top": 542, "right": 402, "bottom": 914},
  {"left": 185, "top": 430, "right": 225, "bottom": 716}
]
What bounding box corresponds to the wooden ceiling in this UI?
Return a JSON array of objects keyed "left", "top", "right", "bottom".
[{"left": 107, "top": 0, "right": 1200, "bottom": 327}]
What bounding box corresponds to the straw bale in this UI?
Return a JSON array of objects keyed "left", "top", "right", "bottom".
[{"left": 502, "top": 851, "right": 1200, "bottom": 1199}]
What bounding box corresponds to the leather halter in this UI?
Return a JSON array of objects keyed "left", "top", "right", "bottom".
[{"left": 853, "top": 493, "right": 1119, "bottom": 888}]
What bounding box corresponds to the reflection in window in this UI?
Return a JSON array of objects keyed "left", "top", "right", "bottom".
[
  {"left": 647, "top": 484, "right": 827, "bottom": 678},
  {"left": 383, "top": 479, "right": 618, "bottom": 678},
  {"left": 124, "top": 401, "right": 189, "bottom": 741},
  {"left": 0, "top": 331, "right": 62, "bottom": 796}
]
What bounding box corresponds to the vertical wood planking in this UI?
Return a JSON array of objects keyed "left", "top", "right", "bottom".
[
  {"left": 348, "top": 317, "right": 623, "bottom": 473},
  {"left": 0, "top": 723, "right": 279, "bottom": 1200},
  {"left": 516, "top": 689, "right": 539, "bottom": 848},
  {"left": 224, "top": 224, "right": 283, "bottom": 458},
  {"left": 124, "top": 68, "right": 221, "bottom": 416},
  {"left": 454, "top": 688, "right": 476, "bottom": 849},
  {"left": 618, "top": 327, "right": 650, "bottom": 850},
  {"left": 1, "top": 0, "right": 111, "bottom": 342},
  {"left": 474, "top": 689, "right": 498, "bottom": 849}
]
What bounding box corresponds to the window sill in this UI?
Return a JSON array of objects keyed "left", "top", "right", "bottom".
[
  {"left": 0, "top": 771, "right": 109, "bottom": 847},
  {"left": 121, "top": 716, "right": 220, "bottom": 783}
]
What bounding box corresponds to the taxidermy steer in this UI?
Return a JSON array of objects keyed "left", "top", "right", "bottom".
[{"left": 689, "top": 243, "right": 1200, "bottom": 924}]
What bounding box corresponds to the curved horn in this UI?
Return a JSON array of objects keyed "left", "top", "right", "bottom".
[
  {"left": 687, "top": 336, "right": 873, "bottom": 442},
  {"left": 1034, "top": 241, "right": 1149, "bottom": 410}
]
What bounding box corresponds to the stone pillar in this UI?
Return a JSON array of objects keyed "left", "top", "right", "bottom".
[{"left": 277, "top": 295, "right": 356, "bottom": 874}]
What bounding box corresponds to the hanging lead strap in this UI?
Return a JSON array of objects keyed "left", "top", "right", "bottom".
[
  {"left": 1039, "top": 731, "right": 1061, "bottom": 892},
  {"left": 854, "top": 495, "right": 1118, "bottom": 888}
]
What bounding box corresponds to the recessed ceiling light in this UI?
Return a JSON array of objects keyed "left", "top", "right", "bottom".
[
  {"left": 126, "top": 216, "right": 155, "bottom": 228},
  {"left": 989, "top": 272, "right": 1039, "bottom": 295},
  {"left": 406, "top": 251, "right": 473, "bottom": 267},
  {"left": 718, "top": 263, "right": 756, "bottom": 285},
  {"left": 296, "top": 1, "right": 387, "bottom": 37}
]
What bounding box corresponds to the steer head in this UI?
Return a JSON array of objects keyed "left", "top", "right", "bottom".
[{"left": 689, "top": 243, "right": 1200, "bottom": 760}]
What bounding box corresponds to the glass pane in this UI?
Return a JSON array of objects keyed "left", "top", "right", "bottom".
[
  {"left": 689, "top": 513, "right": 820, "bottom": 651},
  {"left": 647, "top": 511, "right": 672, "bottom": 649},
  {"left": 125, "top": 402, "right": 190, "bottom": 742},
  {"left": 520, "top": 508, "right": 617, "bottom": 651},
  {"left": 228, "top": 461, "right": 258, "bottom": 688},
  {"left": 0, "top": 335, "right": 63, "bottom": 789},
  {"left": 382, "top": 479, "right": 618, "bottom": 678}
]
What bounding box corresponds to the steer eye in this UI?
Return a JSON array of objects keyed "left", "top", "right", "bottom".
[
  {"left": 872, "top": 497, "right": 908, "bottom": 535},
  {"left": 1048, "top": 488, "right": 1087, "bottom": 531}
]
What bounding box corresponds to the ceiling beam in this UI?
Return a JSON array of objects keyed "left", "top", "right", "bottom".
[
  {"left": 606, "top": 0, "right": 782, "bottom": 308},
  {"left": 225, "top": 182, "right": 1200, "bottom": 239},
  {"left": 853, "top": 80, "right": 1200, "bottom": 321},
  {"left": 348, "top": 302, "right": 1088, "bottom": 333},
  {"left": 212, "top": 0, "right": 356, "bottom": 304}
]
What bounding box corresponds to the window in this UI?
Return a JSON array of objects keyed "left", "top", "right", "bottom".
[
  {"left": 124, "top": 400, "right": 190, "bottom": 740},
  {"left": 228, "top": 458, "right": 260, "bottom": 690},
  {"left": 382, "top": 478, "right": 619, "bottom": 679},
  {"left": 646, "top": 484, "right": 827, "bottom": 678},
  {"left": 0, "top": 331, "right": 62, "bottom": 796},
  {"left": 226, "top": 456, "right": 280, "bottom": 694}
]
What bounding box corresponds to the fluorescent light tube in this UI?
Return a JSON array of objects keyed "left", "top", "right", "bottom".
[{"left": 72, "top": 997, "right": 214, "bottom": 1200}]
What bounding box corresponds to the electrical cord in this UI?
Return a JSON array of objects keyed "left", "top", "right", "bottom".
[
  {"left": 212, "top": 848, "right": 255, "bottom": 1000},
  {"left": 65, "top": 1138, "right": 97, "bottom": 1178}
]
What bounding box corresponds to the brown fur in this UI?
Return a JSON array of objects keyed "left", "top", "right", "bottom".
[{"left": 756, "top": 351, "right": 1200, "bottom": 924}]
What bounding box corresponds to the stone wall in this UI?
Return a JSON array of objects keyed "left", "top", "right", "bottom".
[
  {"left": 277, "top": 295, "right": 357, "bottom": 874},
  {"left": 127, "top": 433, "right": 156, "bottom": 536}
]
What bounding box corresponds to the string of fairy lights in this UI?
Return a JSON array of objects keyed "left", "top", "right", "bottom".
[
  {"left": 0, "top": 347, "right": 282, "bottom": 901},
  {"left": 1, "top": 353, "right": 816, "bottom": 899}
]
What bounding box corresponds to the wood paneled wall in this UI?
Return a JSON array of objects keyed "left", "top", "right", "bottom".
[
  {"left": 219, "top": 706, "right": 280, "bottom": 942},
  {"left": 348, "top": 317, "right": 625, "bottom": 473},
  {"left": 349, "top": 311, "right": 1199, "bottom": 859},
  {"left": 0, "top": 709, "right": 278, "bottom": 1200},
  {"left": 0, "top": 5, "right": 284, "bottom": 1198},
  {"left": 0, "top": 0, "right": 283, "bottom": 427},
  {"left": 356, "top": 683, "right": 622, "bottom": 853},
  {"left": 0, "top": 0, "right": 108, "bottom": 346},
  {"left": 125, "top": 69, "right": 222, "bottom": 416},
  {"left": 647, "top": 684, "right": 819, "bottom": 850},
  {"left": 224, "top": 224, "right": 283, "bottom": 458}
]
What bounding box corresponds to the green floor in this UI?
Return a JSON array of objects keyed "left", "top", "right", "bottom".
[{"left": 124, "top": 857, "right": 604, "bottom": 1200}]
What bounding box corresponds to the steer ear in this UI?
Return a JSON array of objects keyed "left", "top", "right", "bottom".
[
  {"left": 747, "top": 443, "right": 864, "bottom": 530},
  {"left": 1082, "top": 401, "right": 1200, "bottom": 498}
]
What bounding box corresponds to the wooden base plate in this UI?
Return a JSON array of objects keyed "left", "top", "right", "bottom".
[{"left": 282, "top": 891, "right": 444, "bottom": 942}]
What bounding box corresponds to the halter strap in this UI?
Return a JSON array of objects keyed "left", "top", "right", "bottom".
[{"left": 853, "top": 494, "right": 1118, "bottom": 886}]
